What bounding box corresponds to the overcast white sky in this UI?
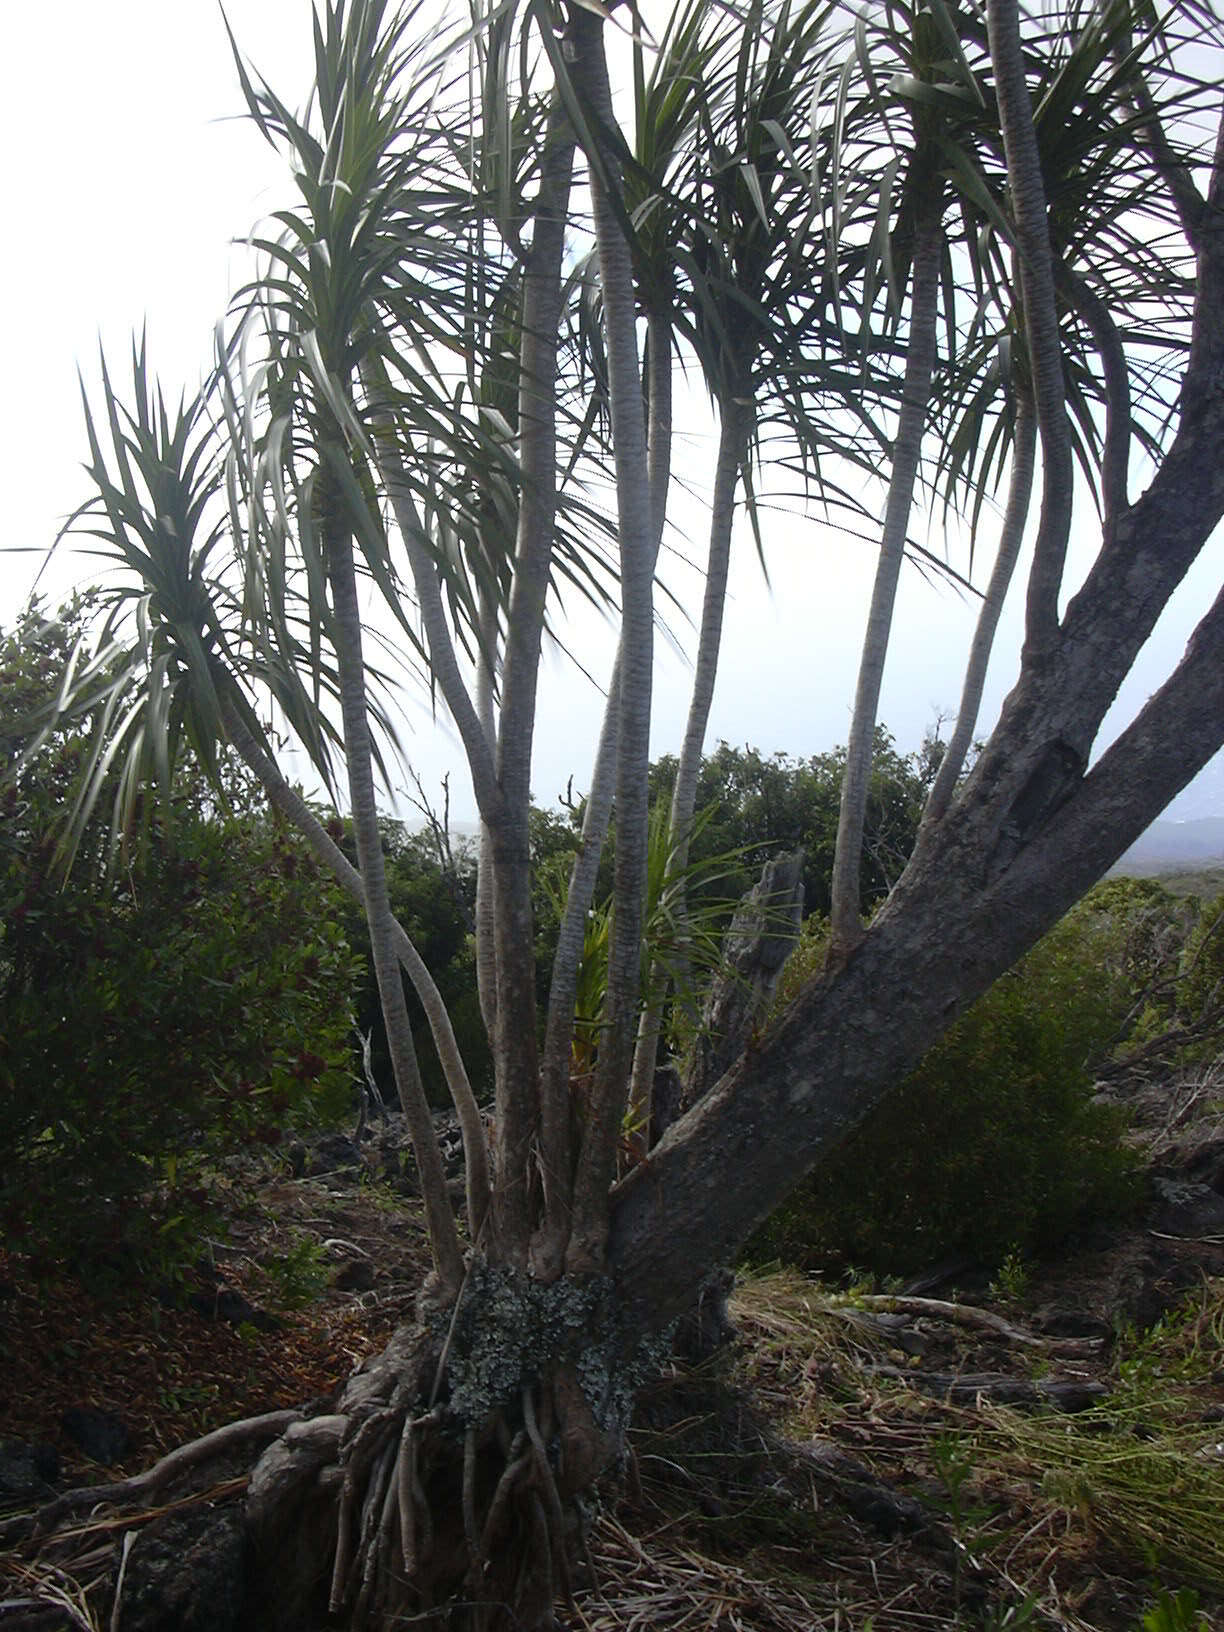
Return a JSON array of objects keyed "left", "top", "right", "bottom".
[{"left": 4, "top": 0, "right": 1221, "bottom": 824}]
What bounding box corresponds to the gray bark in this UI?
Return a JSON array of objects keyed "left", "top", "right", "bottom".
[
  {"left": 488, "top": 98, "right": 576, "bottom": 1263},
  {"left": 564, "top": 9, "right": 657, "bottom": 1275},
  {"left": 535, "top": 313, "right": 674, "bottom": 1271},
  {"left": 608, "top": 575, "right": 1224, "bottom": 1335},
  {"left": 987, "top": 0, "right": 1074, "bottom": 652},
  {"left": 608, "top": 113, "right": 1224, "bottom": 1318},
  {"left": 626, "top": 397, "right": 749, "bottom": 1153},
  {"left": 829, "top": 182, "right": 943, "bottom": 957},
  {"left": 326, "top": 509, "right": 465, "bottom": 1296},
  {"left": 923, "top": 393, "right": 1035, "bottom": 825}
]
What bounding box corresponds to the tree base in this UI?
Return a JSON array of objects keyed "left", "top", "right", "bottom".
[{"left": 245, "top": 1309, "right": 628, "bottom": 1632}]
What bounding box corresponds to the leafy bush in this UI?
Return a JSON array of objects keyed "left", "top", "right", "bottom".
[
  {"left": 1175, "top": 895, "right": 1224, "bottom": 1063},
  {"left": 0, "top": 602, "right": 358, "bottom": 1277},
  {"left": 750, "top": 889, "right": 1143, "bottom": 1275}
]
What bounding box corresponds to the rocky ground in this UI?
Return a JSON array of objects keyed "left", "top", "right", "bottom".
[{"left": 1, "top": 1075, "right": 1222, "bottom": 1631}]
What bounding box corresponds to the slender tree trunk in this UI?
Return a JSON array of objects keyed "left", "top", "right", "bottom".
[
  {"left": 625, "top": 394, "right": 748, "bottom": 1158},
  {"left": 922, "top": 393, "right": 1036, "bottom": 826},
  {"left": 324, "top": 498, "right": 465, "bottom": 1296},
  {"left": 475, "top": 581, "right": 500, "bottom": 1043},
  {"left": 565, "top": 8, "right": 656, "bottom": 1275},
  {"left": 609, "top": 578, "right": 1224, "bottom": 1338},
  {"left": 828, "top": 183, "right": 944, "bottom": 960},
  {"left": 537, "top": 314, "right": 673, "bottom": 1237},
  {"left": 987, "top": 0, "right": 1073, "bottom": 653},
  {"left": 484, "top": 96, "right": 576, "bottom": 1264}
]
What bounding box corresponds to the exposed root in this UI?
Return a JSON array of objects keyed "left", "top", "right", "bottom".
[
  {"left": 309, "top": 1368, "right": 609, "bottom": 1631},
  {"left": 480, "top": 1440, "right": 530, "bottom": 1556},
  {"left": 0, "top": 1409, "right": 301, "bottom": 1546},
  {"left": 522, "top": 1386, "right": 573, "bottom": 1605},
  {"left": 462, "top": 1426, "right": 481, "bottom": 1568},
  {"left": 396, "top": 1414, "right": 418, "bottom": 1573}
]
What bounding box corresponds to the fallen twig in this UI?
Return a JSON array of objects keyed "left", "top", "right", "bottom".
[{"left": 844, "top": 1293, "right": 1092, "bottom": 1349}]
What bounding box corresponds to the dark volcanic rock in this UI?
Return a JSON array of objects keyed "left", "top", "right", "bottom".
[
  {"left": 330, "top": 1257, "right": 375, "bottom": 1292},
  {"left": 1030, "top": 1306, "right": 1115, "bottom": 1342},
  {"left": 118, "top": 1507, "right": 248, "bottom": 1632},
  {"left": 61, "top": 1405, "right": 131, "bottom": 1466},
  {"left": 187, "top": 1285, "right": 281, "bottom": 1332},
  {"left": 307, "top": 1131, "right": 364, "bottom": 1176},
  {"left": 1150, "top": 1177, "right": 1224, "bottom": 1238},
  {"left": 0, "top": 1437, "right": 59, "bottom": 1500}
]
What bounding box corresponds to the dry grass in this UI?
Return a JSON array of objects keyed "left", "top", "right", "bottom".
[{"left": 699, "top": 1266, "right": 1224, "bottom": 1632}]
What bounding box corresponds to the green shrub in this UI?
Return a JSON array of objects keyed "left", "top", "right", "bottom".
[
  {"left": 750, "top": 890, "right": 1142, "bottom": 1275},
  {"left": 1175, "top": 895, "right": 1224, "bottom": 1063},
  {"left": 0, "top": 602, "right": 358, "bottom": 1278},
  {"left": 0, "top": 810, "right": 358, "bottom": 1276}
]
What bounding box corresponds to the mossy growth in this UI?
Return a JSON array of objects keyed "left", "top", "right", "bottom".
[{"left": 431, "top": 1260, "right": 672, "bottom": 1432}]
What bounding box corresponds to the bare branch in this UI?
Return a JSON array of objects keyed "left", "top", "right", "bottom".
[
  {"left": 536, "top": 312, "right": 675, "bottom": 1257},
  {"left": 327, "top": 518, "right": 466, "bottom": 1294},
  {"left": 370, "top": 411, "right": 503, "bottom": 825},
  {"left": 626, "top": 394, "right": 748, "bottom": 1158},
  {"left": 487, "top": 95, "right": 577, "bottom": 1265},
  {"left": 475, "top": 582, "right": 500, "bottom": 1041},
  {"left": 1124, "top": 70, "right": 1207, "bottom": 249}
]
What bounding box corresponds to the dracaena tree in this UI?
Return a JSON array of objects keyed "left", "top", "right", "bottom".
[{"left": 17, "top": 0, "right": 1224, "bottom": 1626}]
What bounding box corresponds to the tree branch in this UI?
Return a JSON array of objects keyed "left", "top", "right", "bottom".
[
  {"left": 923, "top": 392, "right": 1036, "bottom": 826},
  {"left": 1124, "top": 70, "right": 1207, "bottom": 249},
  {"left": 1054, "top": 260, "right": 1131, "bottom": 528},
  {"left": 326, "top": 511, "right": 465, "bottom": 1295},
  {"left": 474, "top": 581, "right": 500, "bottom": 1042},
  {"left": 986, "top": 0, "right": 1074, "bottom": 652},
  {"left": 607, "top": 575, "right": 1224, "bottom": 1336},
  {"left": 626, "top": 393, "right": 748, "bottom": 1157},
  {"left": 486, "top": 95, "right": 577, "bottom": 1264},
  {"left": 368, "top": 406, "right": 503, "bottom": 826},
  {"left": 829, "top": 180, "right": 943, "bottom": 958},
  {"left": 565, "top": 8, "right": 656, "bottom": 1275},
  {"left": 536, "top": 313, "right": 675, "bottom": 1252}
]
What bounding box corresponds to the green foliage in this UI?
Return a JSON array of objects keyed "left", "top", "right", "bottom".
[
  {"left": 327, "top": 736, "right": 937, "bottom": 1113},
  {"left": 988, "top": 1248, "right": 1030, "bottom": 1303},
  {"left": 0, "top": 603, "right": 359, "bottom": 1277},
  {"left": 1113, "top": 1287, "right": 1221, "bottom": 1402},
  {"left": 1175, "top": 896, "right": 1224, "bottom": 1062},
  {"left": 535, "top": 800, "right": 753, "bottom": 1097},
  {"left": 1139, "top": 1588, "right": 1209, "bottom": 1632},
  {"left": 750, "top": 888, "right": 1143, "bottom": 1275},
  {"left": 648, "top": 731, "right": 938, "bottom": 924},
  {"left": 261, "top": 1233, "right": 332, "bottom": 1310},
  {"left": 330, "top": 816, "right": 491, "bottom": 1108}
]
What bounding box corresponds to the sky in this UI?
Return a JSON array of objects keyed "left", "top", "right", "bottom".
[{"left": 4, "top": 0, "right": 1222, "bottom": 826}]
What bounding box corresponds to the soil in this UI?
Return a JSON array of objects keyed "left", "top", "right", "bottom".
[{"left": 2, "top": 1077, "right": 1222, "bottom": 1632}]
